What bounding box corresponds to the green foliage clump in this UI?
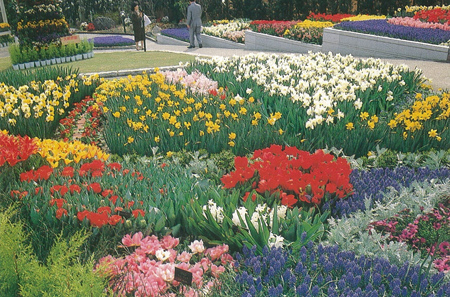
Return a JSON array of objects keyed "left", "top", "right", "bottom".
[{"left": 0, "top": 206, "right": 107, "bottom": 297}]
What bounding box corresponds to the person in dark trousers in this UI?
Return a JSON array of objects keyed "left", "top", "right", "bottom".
[
  {"left": 186, "top": 0, "right": 202, "bottom": 48},
  {"left": 131, "top": 2, "right": 145, "bottom": 50}
]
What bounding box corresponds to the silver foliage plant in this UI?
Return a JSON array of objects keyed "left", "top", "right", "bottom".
[{"left": 325, "top": 180, "right": 450, "bottom": 280}]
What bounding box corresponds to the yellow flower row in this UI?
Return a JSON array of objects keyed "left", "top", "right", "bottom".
[
  {"left": 404, "top": 5, "right": 450, "bottom": 13},
  {"left": 17, "top": 18, "right": 69, "bottom": 31},
  {"left": 94, "top": 71, "right": 281, "bottom": 148},
  {"left": 0, "top": 23, "right": 9, "bottom": 29},
  {"left": 1, "top": 130, "right": 108, "bottom": 168},
  {"left": 345, "top": 93, "right": 448, "bottom": 141},
  {"left": 389, "top": 92, "right": 449, "bottom": 135},
  {"left": 36, "top": 139, "right": 109, "bottom": 168},
  {"left": 295, "top": 20, "right": 334, "bottom": 29},
  {"left": 0, "top": 74, "right": 99, "bottom": 125},
  {"left": 341, "top": 15, "right": 386, "bottom": 21}
]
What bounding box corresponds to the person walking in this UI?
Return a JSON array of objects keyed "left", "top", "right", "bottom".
[
  {"left": 131, "top": 2, "right": 145, "bottom": 50},
  {"left": 186, "top": 0, "right": 202, "bottom": 48}
]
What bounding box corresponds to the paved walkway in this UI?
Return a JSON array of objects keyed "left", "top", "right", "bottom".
[{"left": 1, "top": 34, "right": 449, "bottom": 90}]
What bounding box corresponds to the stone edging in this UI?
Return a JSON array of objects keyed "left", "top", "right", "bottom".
[
  {"left": 80, "top": 65, "right": 182, "bottom": 79},
  {"left": 244, "top": 30, "right": 321, "bottom": 53}
]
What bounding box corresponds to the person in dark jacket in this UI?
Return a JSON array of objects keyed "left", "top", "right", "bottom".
[
  {"left": 186, "top": 0, "right": 202, "bottom": 48},
  {"left": 131, "top": 2, "right": 145, "bottom": 50}
]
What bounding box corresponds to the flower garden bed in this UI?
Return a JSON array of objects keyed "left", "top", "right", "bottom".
[
  {"left": 2, "top": 5, "right": 450, "bottom": 296},
  {"left": 88, "top": 35, "right": 135, "bottom": 48}
]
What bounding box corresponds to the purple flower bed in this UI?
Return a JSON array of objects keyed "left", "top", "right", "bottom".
[
  {"left": 324, "top": 166, "right": 450, "bottom": 217},
  {"left": 88, "top": 36, "right": 134, "bottom": 47},
  {"left": 335, "top": 20, "right": 450, "bottom": 45},
  {"left": 161, "top": 28, "right": 189, "bottom": 42},
  {"left": 232, "top": 244, "right": 449, "bottom": 296}
]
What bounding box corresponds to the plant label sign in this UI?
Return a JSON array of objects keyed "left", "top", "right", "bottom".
[
  {"left": 174, "top": 267, "right": 192, "bottom": 285},
  {"left": 61, "top": 35, "right": 81, "bottom": 45}
]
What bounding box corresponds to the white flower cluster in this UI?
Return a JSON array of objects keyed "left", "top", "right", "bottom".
[
  {"left": 202, "top": 20, "right": 250, "bottom": 40},
  {"left": 202, "top": 200, "right": 224, "bottom": 223},
  {"left": 24, "top": 4, "right": 60, "bottom": 15},
  {"left": 160, "top": 69, "right": 218, "bottom": 95},
  {"left": 194, "top": 52, "right": 416, "bottom": 129},
  {"left": 231, "top": 203, "right": 288, "bottom": 231}
]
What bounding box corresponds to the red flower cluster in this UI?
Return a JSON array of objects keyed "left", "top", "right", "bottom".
[
  {"left": 20, "top": 165, "right": 53, "bottom": 182},
  {"left": 414, "top": 8, "right": 450, "bottom": 25},
  {"left": 249, "top": 20, "right": 298, "bottom": 37},
  {"left": 208, "top": 88, "right": 227, "bottom": 100},
  {"left": 77, "top": 207, "right": 124, "bottom": 228},
  {"left": 18, "top": 159, "right": 146, "bottom": 226},
  {"left": 79, "top": 159, "right": 105, "bottom": 177},
  {"left": 307, "top": 12, "right": 354, "bottom": 23},
  {"left": 221, "top": 145, "right": 353, "bottom": 207},
  {"left": 0, "top": 133, "right": 38, "bottom": 167},
  {"left": 87, "top": 22, "right": 95, "bottom": 31},
  {"left": 369, "top": 199, "right": 450, "bottom": 272}
]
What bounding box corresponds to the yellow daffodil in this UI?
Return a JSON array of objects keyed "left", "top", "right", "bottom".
[{"left": 428, "top": 129, "right": 438, "bottom": 138}]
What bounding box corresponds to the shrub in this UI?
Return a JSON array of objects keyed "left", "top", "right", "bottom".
[
  {"left": 93, "top": 17, "right": 116, "bottom": 31},
  {"left": 0, "top": 207, "right": 107, "bottom": 297}
]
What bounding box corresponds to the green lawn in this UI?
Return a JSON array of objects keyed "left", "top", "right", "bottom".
[{"left": 0, "top": 51, "right": 195, "bottom": 73}]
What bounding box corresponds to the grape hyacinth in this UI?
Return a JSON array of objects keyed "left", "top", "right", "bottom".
[
  {"left": 232, "top": 243, "right": 450, "bottom": 296},
  {"left": 335, "top": 19, "right": 450, "bottom": 45},
  {"left": 161, "top": 28, "right": 190, "bottom": 42},
  {"left": 89, "top": 36, "right": 134, "bottom": 47}
]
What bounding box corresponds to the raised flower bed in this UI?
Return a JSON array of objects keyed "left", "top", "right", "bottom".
[
  {"left": 322, "top": 27, "right": 450, "bottom": 61},
  {"left": 89, "top": 35, "right": 135, "bottom": 48}
]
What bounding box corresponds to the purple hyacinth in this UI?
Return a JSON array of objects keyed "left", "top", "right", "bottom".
[
  {"left": 88, "top": 36, "right": 134, "bottom": 47},
  {"left": 161, "top": 28, "right": 190, "bottom": 42},
  {"left": 334, "top": 20, "right": 450, "bottom": 45}
]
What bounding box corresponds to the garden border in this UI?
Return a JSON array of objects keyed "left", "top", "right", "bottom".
[
  {"left": 200, "top": 34, "right": 245, "bottom": 49},
  {"left": 244, "top": 30, "right": 322, "bottom": 54},
  {"left": 156, "top": 33, "right": 189, "bottom": 46}
]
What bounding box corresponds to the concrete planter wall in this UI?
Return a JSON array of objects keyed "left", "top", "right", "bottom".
[
  {"left": 156, "top": 33, "right": 189, "bottom": 46},
  {"left": 201, "top": 34, "right": 245, "bottom": 49},
  {"left": 157, "top": 29, "right": 450, "bottom": 62},
  {"left": 322, "top": 27, "right": 450, "bottom": 62},
  {"left": 244, "top": 30, "right": 322, "bottom": 53}
]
